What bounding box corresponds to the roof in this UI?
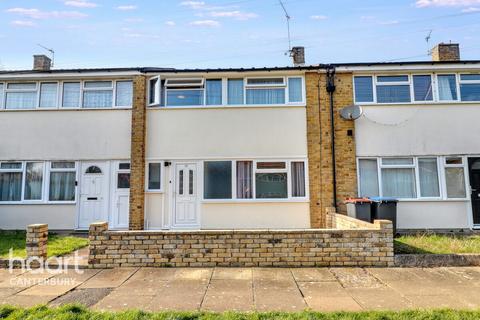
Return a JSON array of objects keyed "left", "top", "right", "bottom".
[{"left": 1, "top": 60, "right": 480, "bottom": 75}]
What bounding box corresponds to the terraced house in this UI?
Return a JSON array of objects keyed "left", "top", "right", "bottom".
[{"left": 1, "top": 43, "right": 480, "bottom": 232}]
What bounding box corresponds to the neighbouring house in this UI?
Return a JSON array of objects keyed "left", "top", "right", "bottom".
[{"left": 1, "top": 43, "right": 479, "bottom": 232}]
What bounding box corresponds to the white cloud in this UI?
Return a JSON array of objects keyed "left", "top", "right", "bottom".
[
  {"left": 462, "top": 6, "right": 480, "bottom": 10},
  {"left": 416, "top": 0, "right": 480, "bottom": 7},
  {"left": 209, "top": 10, "right": 258, "bottom": 20},
  {"left": 310, "top": 15, "right": 328, "bottom": 20},
  {"left": 189, "top": 19, "right": 220, "bottom": 27},
  {"left": 6, "top": 7, "right": 88, "bottom": 19},
  {"left": 11, "top": 20, "right": 37, "bottom": 27},
  {"left": 165, "top": 20, "right": 176, "bottom": 26},
  {"left": 116, "top": 5, "right": 137, "bottom": 11},
  {"left": 180, "top": 1, "right": 205, "bottom": 9},
  {"left": 64, "top": 0, "right": 98, "bottom": 8}
]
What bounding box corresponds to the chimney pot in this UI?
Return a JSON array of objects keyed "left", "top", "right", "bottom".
[
  {"left": 431, "top": 43, "right": 460, "bottom": 62},
  {"left": 291, "top": 46, "right": 305, "bottom": 66},
  {"left": 33, "top": 55, "right": 52, "bottom": 71}
]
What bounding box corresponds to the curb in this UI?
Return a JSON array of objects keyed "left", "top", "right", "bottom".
[{"left": 395, "top": 254, "right": 480, "bottom": 267}]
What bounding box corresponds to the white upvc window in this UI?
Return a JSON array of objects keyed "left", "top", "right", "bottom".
[
  {"left": 82, "top": 81, "right": 113, "bottom": 108},
  {"left": 39, "top": 82, "right": 59, "bottom": 108},
  {"left": 146, "top": 161, "right": 164, "bottom": 192},
  {"left": 0, "top": 83, "right": 4, "bottom": 109},
  {"left": 202, "top": 159, "right": 308, "bottom": 201},
  {"left": 48, "top": 161, "right": 77, "bottom": 202},
  {"left": 148, "top": 75, "right": 305, "bottom": 108},
  {"left": 116, "top": 162, "right": 131, "bottom": 189},
  {"left": 375, "top": 75, "right": 411, "bottom": 104},
  {"left": 459, "top": 74, "right": 480, "bottom": 102},
  {"left": 357, "top": 156, "right": 467, "bottom": 201},
  {"left": 4, "top": 82, "right": 38, "bottom": 109}
]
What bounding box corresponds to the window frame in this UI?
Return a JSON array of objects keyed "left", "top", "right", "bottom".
[
  {"left": 412, "top": 74, "right": 434, "bottom": 102},
  {"left": 357, "top": 156, "right": 467, "bottom": 201},
  {"left": 145, "top": 161, "right": 164, "bottom": 193},
  {"left": 201, "top": 158, "right": 309, "bottom": 202},
  {"left": 0, "top": 160, "right": 78, "bottom": 204},
  {"left": 115, "top": 161, "right": 131, "bottom": 190},
  {"left": 434, "top": 74, "right": 460, "bottom": 102},
  {"left": 0, "top": 79, "right": 133, "bottom": 110},
  {"left": 443, "top": 156, "right": 468, "bottom": 200},
  {"left": 147, "top": 75, "right": 306, "bottom": 108},
  {"left": 458, "top": 73, "right": 480, "bottom": 102},
  {"left": 374, "top": 75, "right": 412, "bottom": 104}
]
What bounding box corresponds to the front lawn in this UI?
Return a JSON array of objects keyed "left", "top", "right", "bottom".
[
  {"left": 395, "top": 234, "right": 480, "bottom": 254},
  {"left": 1, "top": 305, "right": 480, "bottom": 320},
  {"left": 0, "top": 231, "right": 89, "bottom": 259}
]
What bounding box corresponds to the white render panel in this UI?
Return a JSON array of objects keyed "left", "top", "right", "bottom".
[
  {"left": 355, "top": 104, "right": 480, "bottom": 156},
  {"left": 201, "top": 202, "right": 310, "bottom": 229},
  {"left": 397, "top": 201, "right": 470, "bottom": 230},
  {"left": 0, "top": 205, "right": 75, "bottom": 230},
  {"left": 0, "top": 110, "right": 131, "bottom": 160},
  {"left": 146, "top": 107, "right": 307, "bottom": 159}
]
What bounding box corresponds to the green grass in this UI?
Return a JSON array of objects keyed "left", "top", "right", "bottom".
[
  {"left": 0, "top": 231, "right": 89, "bottom": 259},
  {"left": 1, "top": 305, "right": 480, "bottom": 320},
  {"left": 395, "top": 234, "right": 480, "bottom": 254}
]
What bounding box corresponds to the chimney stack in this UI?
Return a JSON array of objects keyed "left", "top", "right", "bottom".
[
  {"left": 431, "top": 43, "right": 460, "bottom": 62},
  {"left": 291, "top": 46, "right": 305, "bottom": 66},
  {"left": 33, "top": 55, "right": 52, "bottom": 71}
]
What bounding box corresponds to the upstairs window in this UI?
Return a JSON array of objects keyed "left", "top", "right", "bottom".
[
  {"left": 354, "top": 76, "right": 374, "bottom": 103},
  {"left": 5, "top": 83, "right": 37, "bottom": 109},
  {"left": 227, "top": 79, "right": 244, "bottom": 105},
  {"left": 115, "top": 80, "right": 133, "bottom": 107},
  {"left": 246, "top": 77, "right": 286, "bottom": 104},
  {"left": 413, "top": 75, "right": 433, "bottom": 102},
  {"left": 376, "top": 75, "right": 411, "bottom": 103},
  {"left": 62, "top": 82, "right": 81, "bottom": 108},
  {"left": 0, "top": 83, "right": 4, "bottom": 109},
  {"left": 438, "top": 74, "right": 458, "bottom": 101},
  {"left": 165, "top": 78, "right": 204, "bottom": 106},
  {"left": 83, "top": 81, "right": 113, "bottom": 108},
  {"left": 459, "top": 74, "right": 480, "bottom": 102},
  {"left": 39, "top": 82, "right": 58, "bottom": 108}
]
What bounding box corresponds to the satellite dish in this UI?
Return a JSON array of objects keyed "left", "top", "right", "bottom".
[{"left": 340, "top": 105, "right": 363, "bottom": 120}]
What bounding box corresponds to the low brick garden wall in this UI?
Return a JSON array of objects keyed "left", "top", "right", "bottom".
[{"left": 89, "top": 209, "right": 394, "bottom": 268}]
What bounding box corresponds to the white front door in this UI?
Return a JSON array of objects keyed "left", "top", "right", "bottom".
[
  {"left": 110, "top": 162, "right": 130, "bottom": 229},
  {"left": 78, "top": 162, "right": 109, "bottom": 229},
  {"left": 173, "top": 163, "right": 199, "bottom": 228}
]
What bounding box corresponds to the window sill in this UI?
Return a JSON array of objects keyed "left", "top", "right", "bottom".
[
  {"left": 201, "top": 199, "right": 309, "bottom": 204},
  {"left": 147, "top": 104, "right": 306, "bottom": 110},
  {"left": 394, "top": 198, "right": 469, "bottom": 202},
  {"left": 0, "top": 107, "right": 132, "bottom": 112},
  {"left": 357, "top": 101, "right": 480, "bottom": 107},
  {"left": 0, "top": 201, "right": 76, "bottom": 205}
]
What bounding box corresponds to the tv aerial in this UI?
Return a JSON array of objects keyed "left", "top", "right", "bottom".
[
  {"left": 278, "top": 0, "right": 292, "bottom": 55},
  {"left": 37, "top": 44, "right": 55, "bottom": 68}
]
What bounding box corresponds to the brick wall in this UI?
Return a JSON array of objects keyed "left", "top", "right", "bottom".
[
  {"left": 129, "top": 76, "right": 147, "bottom": 230},
  {"left": 88, "top": 212, "right": 394, "bottom": 268},
  {"left": 432, "top": 43, "right": 460, "bottom": 62},
  {"left": 26, "top": 224, "right": 48, "bottom": 261},
  {"left": 305, "top": 71, "right": 357, "bottom": 228}
]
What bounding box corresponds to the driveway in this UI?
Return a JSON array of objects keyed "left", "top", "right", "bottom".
[{"left": 1, "top": 267, "right": 480, "bottom": 312}]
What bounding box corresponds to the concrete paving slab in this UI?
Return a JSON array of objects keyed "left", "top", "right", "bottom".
[
  {"left": 173, "top": 268, "right": 212, "bottom": 281},
  {"left": 3, "top": 270, "right": 61, "bottom": 289},
  {"left": 115, "top": 276, "right": 168, "bottom": 296},
  {"left": 1, "top": 294, "right": 58, "bottom": 307},
  {"left": 253, "top": 268, "right": 293, "bottom": 281},
  {"left": 347, "top": 287, "right": 413, "bottom": 311},
  {"left": 93, "top": 291, "right": 154, "bottom": 312},
  {"left": 0, "top": 288, "right": 18, "bottom": 299},
  {"left": 202, "top": 279, "right": 253, "bottom": 312},
  {"left": 79, "top": 268, "right": 138, "bottom": 289},
  {"left": 298, "top": 281, "right": 361, "bottom": 311},
  {"left": 445, "top": 285, "right": 480, "bottom": 308},
  {"left": 330, "top": 268, "right": 384, "bottom": 288},
  {"left": 148, "top": 280, "right": 209, "bottom": 311},
  {"left": 385, "top": 279, "right": 454, "bottom": 296},
  {"left": 212, "top": 268, "right": 252, "bottom": 280},
  {"left": 406, "top": 294, "right": 470, "bottom": 309},
  {"left": 448, "top": 267, "right": 480, "bottom": 283},
  {"left": 367, "top": 268, "right": 423, "bottom": 282},
  {"left": 408, "top": 268, "right": 470, "bottom": 286},
  {"left": 50, "top": 288, "right": 113, "bottom": 307},
  {"left": 17, "top": 269, "right": 98, "bottom": 296},
  {"left": 291, "top": 268, "right": 336, "bottom": 282},
  {"left": 254, "top": 279, "right": 307, "bottom": 312},
  {"left": 131, "top": 268, "right": 178, "bottom": 281}
]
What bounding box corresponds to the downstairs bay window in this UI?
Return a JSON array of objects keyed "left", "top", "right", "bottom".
[
  {"left": 203, "top": 159, "right": 307, "bottom": 201},
  {"left": 358, "top": 156, "right": 467, "bottom": 200},
  {"left": 0, "top": 161, "right": 77, "bottom": 203}
]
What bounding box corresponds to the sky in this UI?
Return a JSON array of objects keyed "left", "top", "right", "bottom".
[{"left": 0, "top": 0, "right": 479, "bottom": 70}]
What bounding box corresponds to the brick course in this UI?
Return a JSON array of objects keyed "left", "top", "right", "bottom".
[
  {"left": 88, "top": 211, "right": 394, "bottom": 268},
  {"left": 305, "top": 71, "right": 357, "bottom": 228}
]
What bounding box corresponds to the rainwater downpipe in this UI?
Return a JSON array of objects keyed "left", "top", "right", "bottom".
[{"left": 326, "top": 66, "right": 337, "bottom": 209}]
